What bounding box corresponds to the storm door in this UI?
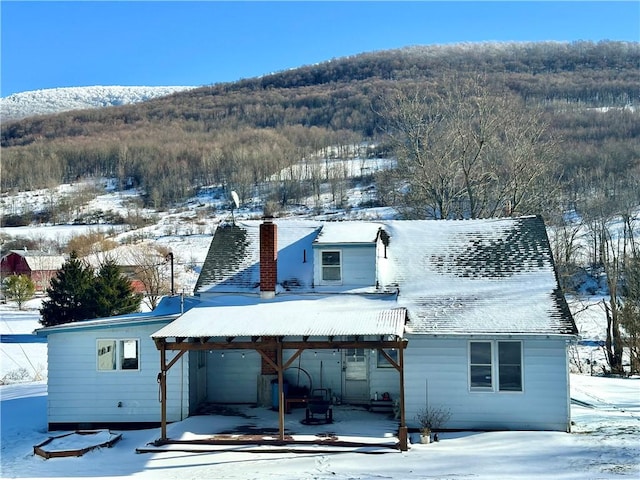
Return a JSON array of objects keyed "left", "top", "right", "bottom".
[{"left": 342, "top": 348, "right": 369, "bottom": 403}]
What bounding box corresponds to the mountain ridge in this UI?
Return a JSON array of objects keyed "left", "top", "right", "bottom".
[{"left": 1, "top": 85, "right": 195, "bottom": 121}]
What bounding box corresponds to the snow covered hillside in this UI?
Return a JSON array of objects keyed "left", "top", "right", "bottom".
[{"left": 1, "top": 85, "right": 196, "bottom": 121}]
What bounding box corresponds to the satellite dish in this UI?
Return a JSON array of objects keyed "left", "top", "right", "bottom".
[
  {"left": 230, "top": 190, "right": 240, "bottom": 224},
  {"left": 231, "top": 191, "right": 240, "bottom": 210}
]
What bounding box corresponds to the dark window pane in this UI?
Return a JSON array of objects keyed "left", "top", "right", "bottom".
[
  {"left": 498, "top": 342, "right": 522, "bottom": 391},
  {"left": 499, "top": 366, "right": 522, "bottom": 391},
  {"left": 322, "top": 251, "right": 340, "bottom": 266},
  {"left": 499, "top": 342, "right": 521, "bottom": 364},
  {"left": 470, "top": 342, "right": 492, "bottom": 364},
  {"left": 322, "top": 266, "right": 341, "bottom": 281},
  {"left": 470, "top": 366, "right": 492, "bottom": 388}
]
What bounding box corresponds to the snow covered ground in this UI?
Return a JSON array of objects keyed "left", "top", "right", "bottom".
[
  {"left": 1, "top": 301, "right": 639, "bottom": 479},
  {"left": 0, "top": 373, "right": 638, "bottom": 479},
  {"left": 1, "top": 173, "right": 639, "bottom": 478}
]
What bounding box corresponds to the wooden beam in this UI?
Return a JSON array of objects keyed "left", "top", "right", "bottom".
[
  {"left": 165, "top": 349, "right": 187, "bottom": 372},
  {"left": 256, "top": 350, "right": 278, "bottom": 372},
  {"left": 379, "top": 349, "right": 400, "bottom": 371},
  {"left": 159, "top": 342, "right": 168, "bottom": 441},
  {"left": 277, "top": 342, "right": 285, "bottom": 442},
  {"left": 283, "top": 349, "right": 304, "bottom": 370},
  {"left": 398, "top": 338, "right": 408, "bottom": 452}
]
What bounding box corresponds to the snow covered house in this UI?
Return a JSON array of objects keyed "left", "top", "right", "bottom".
[
  {"left": 1, "top": 249, "right": 65, "bottom": 291},
  {"left": 37, "top": 216, "right": 577, "bottom": 451}
]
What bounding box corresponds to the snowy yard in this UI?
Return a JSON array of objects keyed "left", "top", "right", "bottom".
[{"left": 1, "top": 304, "right": 639, "bottom": 479}]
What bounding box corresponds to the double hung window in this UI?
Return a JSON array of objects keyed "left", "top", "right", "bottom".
[
  {"left": 469, "top": 341, "right": 522, "bottom": 392},
  {"left": 321, "top": 250, "right": 342, "bottom": 282}
]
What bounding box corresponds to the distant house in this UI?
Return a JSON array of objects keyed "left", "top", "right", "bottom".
[
  {"left": 37, "top": 216, "right": 577, "bottom": 451},
  {"left": 1, "top": 250, "right": 66, "bottom": 291}
]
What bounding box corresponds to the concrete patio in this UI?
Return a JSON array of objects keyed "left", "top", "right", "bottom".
[{"left": 137, "top": 403, "right": 402, "bottom": 454}]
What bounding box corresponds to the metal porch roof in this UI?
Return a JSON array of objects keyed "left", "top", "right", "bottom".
[{"left": 152, "top": 295, "right": 406, "bottom": 339}]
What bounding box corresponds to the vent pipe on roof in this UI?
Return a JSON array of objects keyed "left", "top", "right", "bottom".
[{"left": 260, "top": 217, "right": 277, "bottom": 299}]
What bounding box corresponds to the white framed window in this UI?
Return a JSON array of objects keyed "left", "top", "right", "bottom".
[
  {"left": 469, "top": 341, "right": 522, "bottom": 392},
  {"left": 97, "top": 339, "right": 140, "bottom": 371},
  {"left": 321, "top": 250, "right": 342, "bottom": 282}
]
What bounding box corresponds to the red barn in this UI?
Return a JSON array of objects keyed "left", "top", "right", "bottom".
[{"left": 1, "top": 250, "right": 66, "bottom": 292}]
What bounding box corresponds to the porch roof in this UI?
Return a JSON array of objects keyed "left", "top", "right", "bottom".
[{"left": 152, "top": 294, "right": 406, "bottom": 339}]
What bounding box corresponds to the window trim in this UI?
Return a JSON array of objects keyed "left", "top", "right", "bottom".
[
  {"left": 320, "top": 249, "right": 342, "bottom": 284},
  {"left": 97, "top": 338, "right": 140, "bottom": 372},
  {"left": 468, "top": 340, "right": 523, "bottom": 393}
]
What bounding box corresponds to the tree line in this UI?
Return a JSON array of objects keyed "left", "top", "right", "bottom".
[{"left": 1, "top": 41, "right": 638, "bottom": 217}]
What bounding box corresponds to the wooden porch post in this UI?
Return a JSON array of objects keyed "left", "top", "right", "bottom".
[
  {"left": 277, "top": 340, "right": 285, "bottom": 441},
  {"left": 159, "top": 342, "right": 168, "bottom": 441},
  {"left": 398, "top": 339, "right": 408, "bottom": 451}
]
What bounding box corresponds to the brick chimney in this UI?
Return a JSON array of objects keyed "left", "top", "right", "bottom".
[{"left": 259, "top": 218, "right": 277, "bottom": 298}]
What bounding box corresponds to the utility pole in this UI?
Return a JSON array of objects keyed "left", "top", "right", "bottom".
[{"left": 166, "top": 252, "right": 174, "bottom": 296}]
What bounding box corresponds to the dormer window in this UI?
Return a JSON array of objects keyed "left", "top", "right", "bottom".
[{"left": 321, "top": 250, "right": 342, "bottom": 282}]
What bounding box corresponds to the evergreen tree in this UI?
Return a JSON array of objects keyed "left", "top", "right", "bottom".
[
  {"left": 93, "top": 259, "right": 142, "bottom": 317},
  {"left": 40, "top": 253, "right": 96, "bottom": 327}
]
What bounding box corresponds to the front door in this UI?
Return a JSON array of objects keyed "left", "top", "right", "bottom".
[{"left": 342, "top": 348, "right": 369, "bottom": 404}]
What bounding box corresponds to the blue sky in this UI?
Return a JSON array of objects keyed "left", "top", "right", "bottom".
[{"left": 1, "top": 1, "right": 638, "bottom": 96}]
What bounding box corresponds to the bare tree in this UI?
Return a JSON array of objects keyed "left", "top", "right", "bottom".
[
  {"left": 377, "top": 84, "right": 458, "bottom": 219},
  {"left": 585, "top": 192, "right": 639, "bottom": 375},
  {"left": 130, "top": 244, "right": 172, "bottom": 310},
  {"left": 377, "top": 76, "right": 558, "bottom": 219}
]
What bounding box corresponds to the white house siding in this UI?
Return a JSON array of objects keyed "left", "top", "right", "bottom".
[
  {"left": 313, "top": 245, "right": 376, "bottom": 287},
  {"left": 403, "top": 335, "right": 571, "bottom": 432},
  {"left": 207, "top": 350, "right": 261, "bottom": 403},
  {"left": 47, "top": 324, "right": 188, "bottom": 427},
  {"left": 206, "top": 349, "right": 344, "bottom": 403}
]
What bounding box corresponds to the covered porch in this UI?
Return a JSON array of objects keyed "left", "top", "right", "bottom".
[{"left": 151, "top": 295, "right": 410, "bottom": 451}]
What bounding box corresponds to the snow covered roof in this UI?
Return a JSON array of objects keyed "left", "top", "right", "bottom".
[
  {"left": 35, "top": 295, "right": 200, "bottom": 336},
  {"left": 194, "top": 220, "right": 322, "bottom": 294},
  {"left": 6, "top": 250, "right": 65, "bottom": 271},
  {"left": 152, "top": 294, "right": 406, "bottom": 339},
  {"left": 313, "top": 222, "right": 383, "bottom": 244},
  {"left": 82, "top": 244, "right": 163, "bottom": 269},
  {"left": 377, "top": 217, "right": 575, "bottom": 335},
  {"left": 191, "top": 216, "right": 576, "bottom": 337}
]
